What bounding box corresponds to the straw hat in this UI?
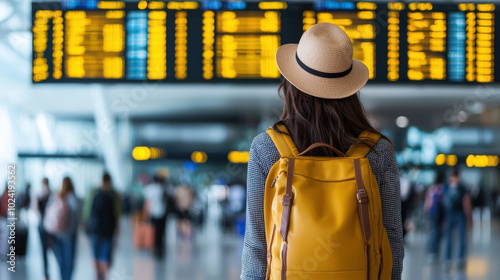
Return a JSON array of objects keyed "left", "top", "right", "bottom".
[{"left": 275, "top": 22, "right": 369, "bottom": 99}]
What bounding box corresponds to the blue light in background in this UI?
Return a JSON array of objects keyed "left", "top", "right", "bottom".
[
  {"left": 126, "top": 11, "right": 148, "bottom": 80},
  {"left": 183, "top": 161, "right": 198, "bottom": 173},
  {"left": 448, "top": 12, "right": 466, "bottom": 82},
  {"left": 86, "top": 0, "right": 97, "bottom": 9},
  {"left": 227, "top": 1, "right": 247, "bottom": 10},
  {"left": 204, "top": 1, "right": 223, "bottom": 10},
  {"left": 314, "top": 1, "right": 355, "bottom": 10},
  {"left": 61, "top": 0, "right": 97, "bottom": 10},
  {"left": 61, "top": 0, "right": 76, "bottom": 9}
]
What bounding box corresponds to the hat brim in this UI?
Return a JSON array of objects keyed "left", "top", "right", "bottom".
[{"left": 275, "top": 44, "right": 369, "bottom": 99}]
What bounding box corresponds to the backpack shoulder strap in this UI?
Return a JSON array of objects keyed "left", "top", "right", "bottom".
[
  {"left": 346, "top": 130, "right": 382, "bottom": 158},
  {"left": 266, "top": 124, "right": 299, "bottom": 158}
]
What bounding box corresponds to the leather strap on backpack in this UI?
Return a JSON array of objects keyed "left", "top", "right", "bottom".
[
  {"left": 266, "top": 124, "right": 299, "bottom": 280},
  {"left": 346, "top": 131, "right": 381, "bottom": 158},
  {"left": 266, "top": 124, "right": 300, "bottom": 158},
  {"left": 354, "top": 158, "right": 372, "bottom": 280},
  {"left": 279, "top": 157, "right": 295, "bottom": 280}
]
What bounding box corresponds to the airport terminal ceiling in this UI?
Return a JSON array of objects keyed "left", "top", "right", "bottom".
[{"left": 0, "top": 0, "right": 500, "bottom": 122}]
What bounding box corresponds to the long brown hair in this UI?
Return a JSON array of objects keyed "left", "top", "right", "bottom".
[
  {"left": 273, "top": 79, "right": 387, "bottom": 156},
  {"left": 59, "top": 176, "right": 75, "bottom": 199}
]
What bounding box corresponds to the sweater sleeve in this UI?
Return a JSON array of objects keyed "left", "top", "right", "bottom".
[
  {"left": 240, "top": 138, "right": 269, "bottom": 280},
  {"left": 370, "top": 139, "right": 405, "bottom": 280},
  {"left": 240, "top": 132, "right": 285, "bottom": 280}
]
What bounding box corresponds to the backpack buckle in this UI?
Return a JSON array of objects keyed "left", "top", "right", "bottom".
[
  {"left": 282, "top": 193, "right": 294, "bottom": 206},
  {"left": 357, "top": 190, "right": 369, "bottom": 204}
]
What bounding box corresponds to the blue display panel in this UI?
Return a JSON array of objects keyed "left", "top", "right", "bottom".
[
  {"left": 126, "top": 11, "right": 148, "bottom": 80},
  {"left": 31, "top": 1, "right": 499, "bottom": 83},
  {"left": 449, "top": 12, "right": 467, "bottom": 82}
]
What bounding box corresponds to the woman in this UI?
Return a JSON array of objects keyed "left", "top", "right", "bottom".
[
  {"left": 49, "top": 177, "right": 80, "bottom": 280},
  {"left": 241, "top": 23, "right": 404, "bottom": 280}
]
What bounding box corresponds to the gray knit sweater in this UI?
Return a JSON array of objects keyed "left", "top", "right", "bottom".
[{"left": 241, "top": 132, "right": 404, "bottom": 280}]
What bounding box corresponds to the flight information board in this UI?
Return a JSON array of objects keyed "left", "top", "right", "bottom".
[{"left": 32, "top": 1, "right": 500, "bottom": 83}]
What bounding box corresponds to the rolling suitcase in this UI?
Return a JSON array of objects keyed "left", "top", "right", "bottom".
[{"left": 133, "top": 222, "right": 155, "bottom": 250}]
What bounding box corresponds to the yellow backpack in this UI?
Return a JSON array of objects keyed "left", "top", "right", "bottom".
[{"left": 264, "top": 125, "right": 393, "bottom": 280}]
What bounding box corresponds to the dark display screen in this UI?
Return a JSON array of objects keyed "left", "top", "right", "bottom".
[{"left": 32, "top": 1, "right": 499, "bottom": 83}]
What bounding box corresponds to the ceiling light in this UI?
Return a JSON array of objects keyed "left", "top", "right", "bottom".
[{"left": 396, "top": 116, "right": 409, "bottom": 128}]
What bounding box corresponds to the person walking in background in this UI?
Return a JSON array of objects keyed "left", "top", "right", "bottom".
[
  {"left": 143, "top": 175, "right": 167, "bottom": 259},
  {"left": 35, "top": 178, "right": 52, "bottom": 280},
  {"left": 0, "top": 183, "right": 8, "bottom": 218},
  {"left": 424, "top": 172, "right": 445, "bottom": 263},
  {"left": 84, "top": 173, "right": 121, "bottom": 280},
  {"left": 175, "top": 184, "right": 194, "bottom": 240},
  {"left": 44, "top": 177, "right": 80, "bottom": 280},
  {"left": 400, "top": 172, "right": 415, "bottom": 238},
  {"left": 223, "top": 183, "right": 246, "bottom": 233},
  {"left": 21, "top": 182, "right": 31, "bottom": 209},
  {"left": 470, "top": 184, "right": 486, "bottom": 210},
  {"left": 443, "top": 169, "right": 472, "bottom": 271},
  {"left": 0, "top": 183, "right": 10, "bottom": 259}
]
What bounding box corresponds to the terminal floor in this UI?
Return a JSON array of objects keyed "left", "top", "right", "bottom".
[{"left": 1, "top": 218, "right": 499, "bottom": 280}]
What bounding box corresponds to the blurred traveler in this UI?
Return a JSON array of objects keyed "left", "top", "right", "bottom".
[
  {"left": 16, "top": 183, "right": 31, "bottom": 259},
  {"left": 132, "top": 174, "right": 151, "bottom": 221},
  {"left": 35, "top": 178, "right": 52, "bottom": 280},
  {"left": 424, "top": 172, "right": 445, "bottom": 262},
  {"left": 0, "top": 184, "right": 9, "bottom": 258},
  {"left": 470, "top": 185, "right": 486, "bottom": 210},
  {"left": 443, "top": 169, "right": 472, "bottom": 270},
  {"left": 228, "top": 183, "right": 245, "bottom": 214},
  {"left": 175, "top": 184, "right": 194, "bottom": 240},
  {"left": 21, "top": 182, "right": 31, "bottom": 209},
  {"left": 495, "top": 189, "right": 500, "bottom": 217},
  {"left": 132, "top": 175, "right": 155, "bottom": 252},
  {"left": 242, "top": 23, "right": 403, "bottom": 280},
  {"left": 223, "top": 183, "right": 246, "bottom": 232},
  {"left": 84, "top": 173, "right": 121, "bottom": 280},
  {"left": 44, "top": 177, "right": 80, "bottom": 280},
  {"left": 189, "top": 192, "right": 205, "bottom": 228},
  {"left": 143, "top": 175, "right": 167, "bottom": 258},
  {"left": 229, "top": 183, "right": 246, "bottom": 237},
  {"left": 0, "top": 183, "right": 8, "bottom": 218},
  {"left": 400, "top": 172, "right": 415, "bottom": 238}
]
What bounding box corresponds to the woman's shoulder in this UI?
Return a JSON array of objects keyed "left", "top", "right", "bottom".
[
  {"left": 372, "top": 137, "right": 394, "bottom": 155},
  {"left": 250, "top": 132, "right": 274, "bottom": 150},
  {"left": 366, "top": 137, "right": 397, "bottom": 170},
  {"left": 250, "top": 132, "right": 281, "bottom": 172}
]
